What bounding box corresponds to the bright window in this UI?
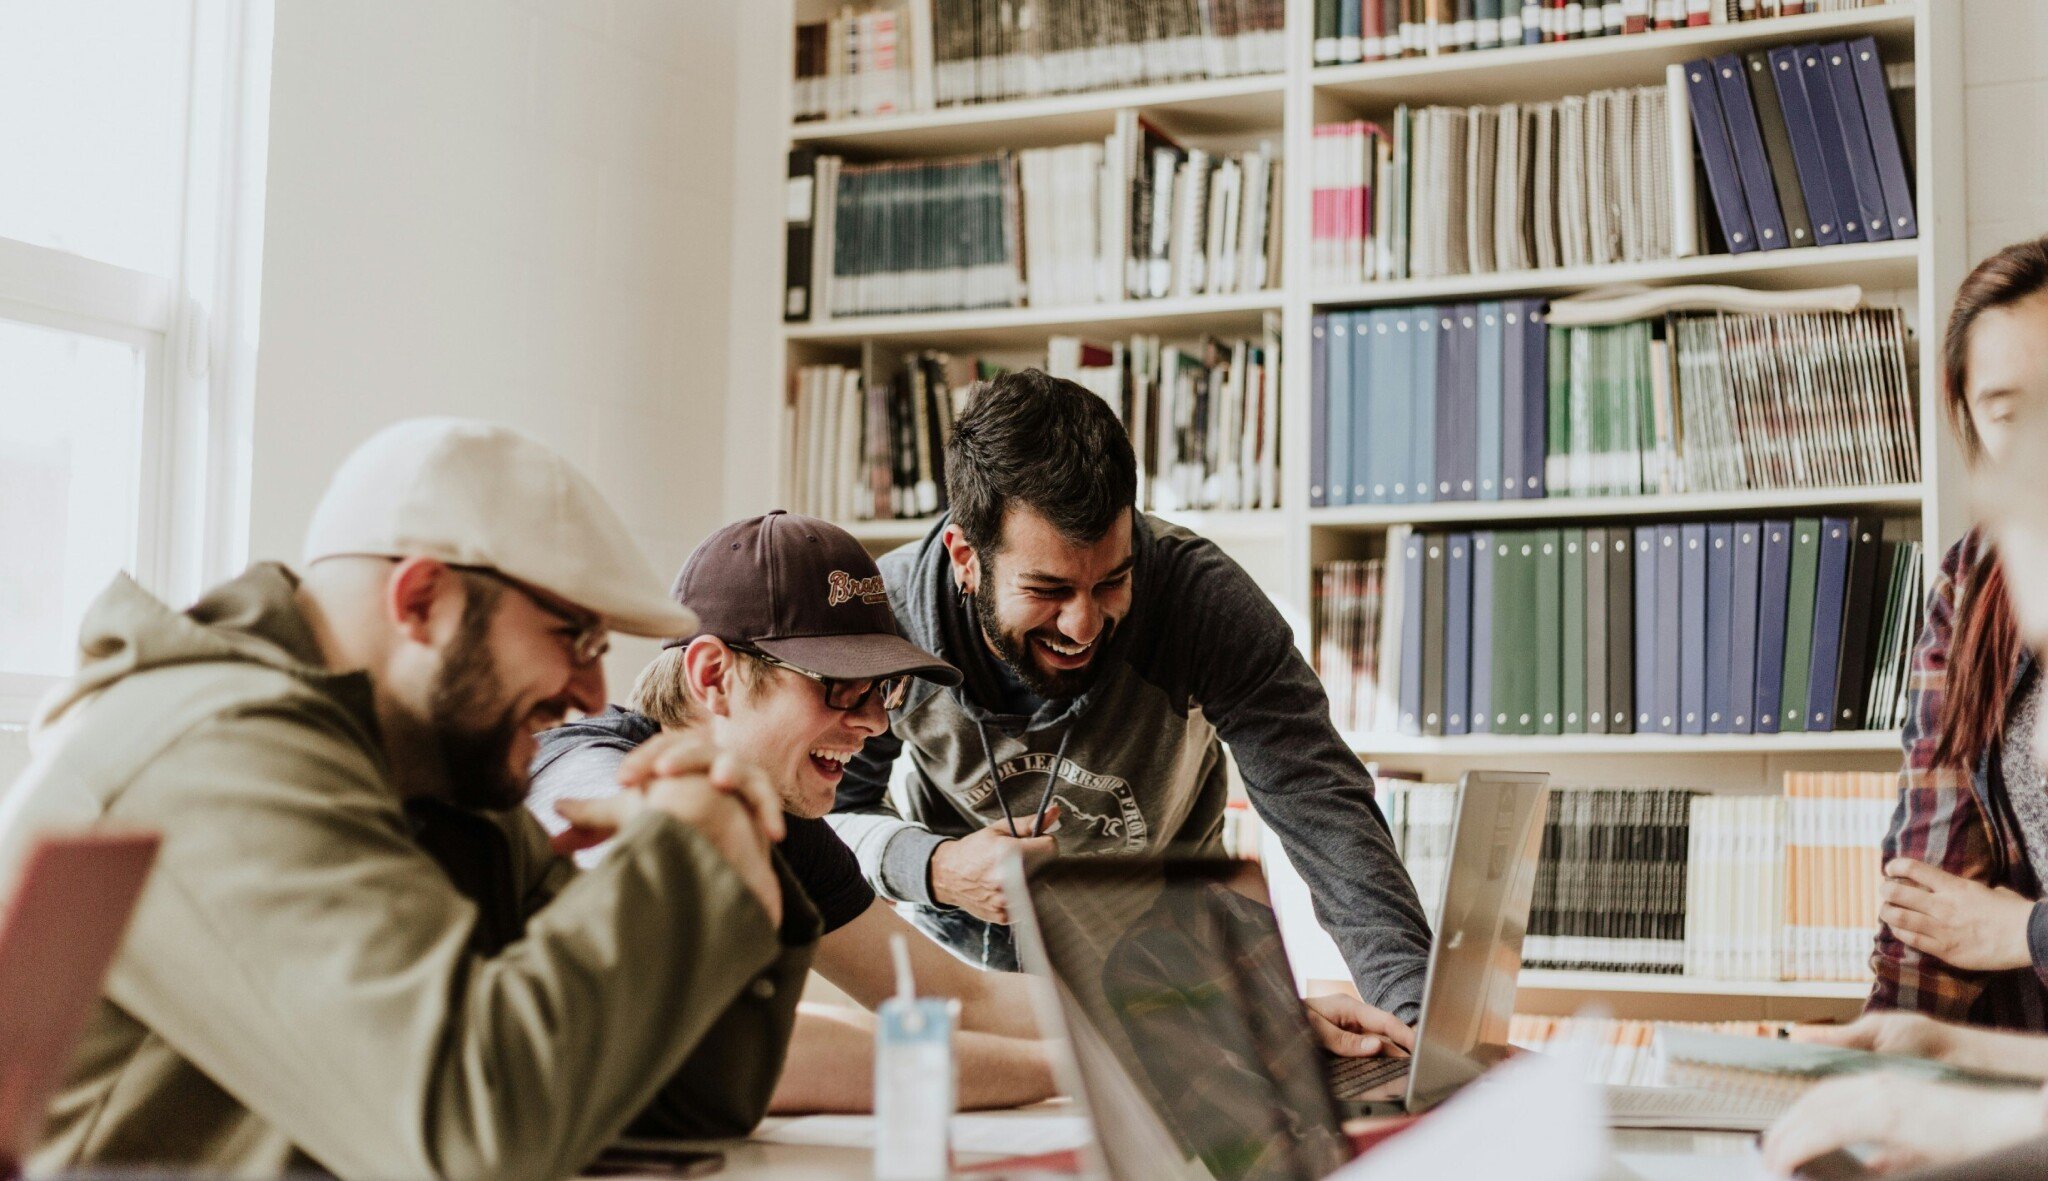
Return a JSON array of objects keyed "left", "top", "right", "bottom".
[{"left": 0, "top": 0, "right": 271, "bottom": 720}]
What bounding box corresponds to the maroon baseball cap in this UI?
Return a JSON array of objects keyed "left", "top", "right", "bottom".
[{"left": 666, "top": 510, "right": 961, "bottom": 686}]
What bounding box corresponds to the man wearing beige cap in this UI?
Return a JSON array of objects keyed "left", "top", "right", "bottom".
[{"left": 0, "top": 418, "right": 816, "bottom": 1180}]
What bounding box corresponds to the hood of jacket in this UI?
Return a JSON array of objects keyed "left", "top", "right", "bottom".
[{"left": 35, "top": 562, "right": 376, "bottom": 741}]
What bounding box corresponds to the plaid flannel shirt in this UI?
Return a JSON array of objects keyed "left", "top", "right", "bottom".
[{"left": 1868, "top": 530, "right": 2048, "bottom": 1029}]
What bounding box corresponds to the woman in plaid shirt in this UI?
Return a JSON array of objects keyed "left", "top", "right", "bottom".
[{"left": 1870, "top": 237, "right": 2048, "bottom": 1030}]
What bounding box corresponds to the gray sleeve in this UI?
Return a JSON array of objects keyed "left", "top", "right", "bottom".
[
  {"left": 526, "top": 742, "right": 633, "bottom": 867},
  {"left": 829, "top": 724, "right": 950, "bottom": 907},
  {"left": 1164, "top": 543, "right": 1431, "bottom": 1020}
]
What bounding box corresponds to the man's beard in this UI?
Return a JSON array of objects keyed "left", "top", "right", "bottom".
[
  {"left": 427, "top": 596, "right": 528, "bottom": 812},
  {"left": 974, "top": 576, "right": 1114, "bottom": 701}
]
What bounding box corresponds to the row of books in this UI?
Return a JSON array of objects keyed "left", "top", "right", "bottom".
[
  {"left": 1546, "top": 307, "right": 1919, "bottom": 498},
  {"left": 1390, "top": 774, "right": 1891, "bottom": 982},
  {"left": 786, "top": 357, "right": 971, "bottom": 522},
  {"left": 1311, "top": 520, "right": 1923, "bottom": 739},
  {"left": 793, "top": 0, "right": 1288, "bottom": 122},
  {"left": 1508, "top": 1017, "right": 1787, "bottom": 1088},
  {"left": 1311, "top": 85, "right": 1673, "bottom": 289},
  {"left": 1680, "top": 38, "right": 1916, "bottom": 255},
  {"left": 1687, "top": 774, "right": 1893, "bottom": 982},
  {"left": 1047, "top": 320, "right": 1284, "bottom": 512},
  {"left": 1313, "top": 0, "right": 1884, "bottom": 66},
  {"left": 784, "top": 127, "right": 1282, "bottom": 320},
  {"left": 1309, "top": 300, "right": 1917, "bottom": 507},
  {"left": 1525, "top": 787, "right": 1692, "bottom": 973}
]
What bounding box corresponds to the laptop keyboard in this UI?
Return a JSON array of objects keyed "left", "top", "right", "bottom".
[{"left": 1326, "top": 1054, "right": 1411, "bottom": 1099}]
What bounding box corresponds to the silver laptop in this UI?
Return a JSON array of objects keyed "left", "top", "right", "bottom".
[{"left": 1006, "top": 770, "right": 1549, "bottom": 1180}]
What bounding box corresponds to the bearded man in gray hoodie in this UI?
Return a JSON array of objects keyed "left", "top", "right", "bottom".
[{"left": 827, "top": 369, "right": 1432, "bottom": 1038}]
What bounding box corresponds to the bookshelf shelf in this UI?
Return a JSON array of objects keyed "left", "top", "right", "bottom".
[
  {"left": 1309, "top": 483, "right": 1925, "bottom": 531},
  {"left": 1516, "top": 970, "right": 1869, "bottom": 999},
  {"left": 784, "top": 290, "right": 1285, "bottom": 349},
  {"left": 1312, "top": 239, "right": 1921, "bottom": 309},
  {"left": 789, "top": 73, "right": 1287, "bottom": 155},
  {"left": 1344, "top": 730, "right": 1902, "bottom": 756},
  {"left": 1312, "top": 4, "right": 1917, "bottom": 108}
]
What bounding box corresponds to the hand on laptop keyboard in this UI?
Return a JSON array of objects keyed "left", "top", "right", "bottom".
[{"left": 1304, "top": 993, "right": 1416, "bottom": 1059}]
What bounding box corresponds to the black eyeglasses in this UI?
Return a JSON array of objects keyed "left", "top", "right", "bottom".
[
  {"left": 457, "top": 566, "right": 610, "bottom": 667},
  {"left": 735, "top": 645, "right": 911, "bottom": 712}
]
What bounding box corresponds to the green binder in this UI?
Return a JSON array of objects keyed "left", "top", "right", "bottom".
[
  {"left": 1535, "top": 529, "right": 1564, "bottom": 736},
  {"left": 1780, "top": 517, "right": 1822, "bottom": 734},
  {"left": 1494, "top": 531, "right": 1537, "bottom": 735}
]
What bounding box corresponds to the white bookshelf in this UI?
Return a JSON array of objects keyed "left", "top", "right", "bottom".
[{"left": 774, "top": 0, "right": 1964, "bottom": 1019}]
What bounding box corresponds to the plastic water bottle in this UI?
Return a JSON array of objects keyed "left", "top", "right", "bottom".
[{"left": 874, "top": 933, "right": 957, "bottom": 1180}]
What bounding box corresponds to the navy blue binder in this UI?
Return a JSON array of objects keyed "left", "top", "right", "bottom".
[
  {"left": 1796, "top": 43, "right": 1876, "bottom": 244},
  {"left": 1349, "top": 309, "right": 1375, "bottom": 505},
  {"left": 1712, "top": 53, "right": 1790, "bottom": 251},
  {"left": 1327, "top": 313, "right": 1353, "bottom": 507},
  {"left": 1471, "top": 529, "right": 1496, "bottom": 733},
  {"left": 1477, "top": 303, "right": 1504, "bottom": 501},
  {"left": 1501, "top": 302, "right": 1527, "bottom": 500},
  {"left": 1447, "top": 532, "right": 1473, "bottom": 735},
  {"left": 1729, "top": 521, "right": 1762, "bottom": 734},
  {"left": 1684, "top": 57, "right": 1759, "bottom": 254},
  {"left": 1767, "top": 44, "right": 1847, "bottom": 246},
  {"left": 1847, "top": 36, "right": 1917, "bottom": 240},
  {"left": 1310, "top": 314, "right": 1329, "bottom": 506},
  {"left": 1634, "top": 526, "right": 1658, "bottom": 732},
  {"left": 1680, "top": 524, "right": 1708, "bottom": 734},
  {"left": 1705, "top": 523, "right": 1735, "bottom": 734},
  {"left": 1754, "top": 519, "right": 1794, "bottom": 733},
  {"left": 1400, "top": 529, "right": 1426, "bottom": 735},
  {"left": 1804, "top": 516, "right": 1855, "bottom": 732},
  {"left": 1521, "top": 303, "right": 1548, "bottom": 498},
  {"left": 1820, "top": 41, "right": 1892, "bottom": 244}
]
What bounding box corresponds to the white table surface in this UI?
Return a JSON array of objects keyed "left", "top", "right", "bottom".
[{"left": 636, "top": 1107, "right": 1773, "bottom": 1180}]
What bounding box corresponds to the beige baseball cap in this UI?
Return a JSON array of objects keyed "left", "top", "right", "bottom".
[{"left": 302, "top": 417, "right": 696, "bottom": 639}]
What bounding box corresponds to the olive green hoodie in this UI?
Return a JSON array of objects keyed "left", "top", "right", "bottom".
[{"left": 0, "top": 564, "right": 818, "bottom": 1180}]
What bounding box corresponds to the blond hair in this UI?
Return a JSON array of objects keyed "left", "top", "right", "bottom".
[{"left": 630, "top": 643, "right": 764, "bottom": 727}]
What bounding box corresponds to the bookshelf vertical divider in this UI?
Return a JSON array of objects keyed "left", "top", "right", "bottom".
[{"left": 774, "top": 0, "right": 1960, "bottom": 1021}]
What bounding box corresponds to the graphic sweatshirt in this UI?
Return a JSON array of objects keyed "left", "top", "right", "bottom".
[{"left": 828, "top": 513, "right": 1431, "bottom": 1019}]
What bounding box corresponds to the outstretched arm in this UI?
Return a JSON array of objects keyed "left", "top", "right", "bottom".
[{"left": 769, "top": 1004, "right": 1056, "bottom": 1114}]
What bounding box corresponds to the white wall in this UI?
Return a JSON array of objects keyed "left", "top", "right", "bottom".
[
  {"left": 249, "top": 0, "right": 742, "bottom": 686},
  {"left": 1961, "top": 0, "right": 2048, "bottom": 258}
]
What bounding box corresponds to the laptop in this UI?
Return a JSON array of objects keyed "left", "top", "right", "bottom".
[
  {"left": 0, "top": 831, "right": 160, "bottom": 1174},
  {"left": 1005, "top": 770, "right": 1548, "bottom": 1180}
]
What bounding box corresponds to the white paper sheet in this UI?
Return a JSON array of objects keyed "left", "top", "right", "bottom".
[{"left": 1325, "top": 1048, "right": 1609, "bottom": 1181}]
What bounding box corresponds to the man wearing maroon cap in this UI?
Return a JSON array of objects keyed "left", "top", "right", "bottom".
[{"left": 528, "top": 513, "right": 1053, "bottom": 1112}]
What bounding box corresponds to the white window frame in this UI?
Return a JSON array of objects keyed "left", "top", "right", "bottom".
[{"left": 0, "top": 0, "right": 273, "bottom": 724}]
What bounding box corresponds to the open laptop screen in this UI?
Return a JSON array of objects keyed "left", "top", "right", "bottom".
[{"left": 1017, "top": 857, "right": 1354, "bottom": 1181}]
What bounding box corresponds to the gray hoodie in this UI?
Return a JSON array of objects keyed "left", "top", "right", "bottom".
[{"left": 827, "top": 514, "right": 1430, "bottom": 1019}]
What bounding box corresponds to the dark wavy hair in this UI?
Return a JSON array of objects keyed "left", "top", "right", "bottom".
[{"left": 943, "top": 368, "right": 1137, "bottom": 554}]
